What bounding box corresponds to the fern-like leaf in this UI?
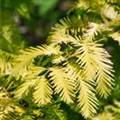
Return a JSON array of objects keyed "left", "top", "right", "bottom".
[
  {"left": 70, "top": 0, "right": 90, "bottom": 12},
  {"left": 48, "top": 30, "right": 79, "bottom": 45},
  {"left": 77, "top": 80, "right": 98, "bottom": 118},
  {"left": 14, "top": 66, "right": 45, "bottom": 98},
  {"left": 76, "top": 42, "right": 114, "bottom": 98},
  {"left": 49, "top": 67, "right": 75, "bottom": 104},
  {"left": 11, "top": 45, "right": 60, "bottom": 77},
  {"left": 84, "top": 22, "right": 101, "bottom": 42},
  {"left": 14, "top": 79, "right": 37, "bottom": 99},
  {"left": 76, "top": 43, "right": 98, "bottom": 81},
  {"left": 33, "top": 76, "right": 53, "bottom": 105},
  {"left": 65, "top": 62, "right": 98, "bottom": 118}
]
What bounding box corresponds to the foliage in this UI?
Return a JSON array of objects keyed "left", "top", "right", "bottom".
[
  {"left": 33, "top": 0, "right": 58, "bottom": 16},
  {"left": 91, "top": 100, "right": 120, "bottom": 120},
  {"left": 0, "top": 0, "right": 120, "bottom": 120}
]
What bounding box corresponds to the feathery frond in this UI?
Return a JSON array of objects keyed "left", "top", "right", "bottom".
[
  {"left": 69, "top": 0, "right": 90, "bottom": 12},
  {"left": 33, "top": 76, "right": 53, "bottom": 105},
  {"left": 76, "top": 43, "right": 114, "bottom": 98},
  {"left": 57, "top": 16, "right": 83, "bottom": 35},
  {"left": 65, "top": 62, "right": 98, "bottom": 118},
  {"left": 14, "top": 66, "right": 45, "bottom": 98},
  {"left": 14, "top": 78, "right": 37, "bottom": 99},
  {"left": 49, "top": 67, "right": 75, "bottom": 104},
  {"left": 83, "top": 22, "right": 101, "bottom": 42},
  {"left": 11, "top": 45, "right": 60, "bottom": 77},
  {"left": 48, "top": 27, "right": 79, "bottom": 45},
  {"left": 1, "top": 0, "right": 119, "bottom": 119},
  {"left": 77, "top": 80, "right": 98, "bottom": 118}
]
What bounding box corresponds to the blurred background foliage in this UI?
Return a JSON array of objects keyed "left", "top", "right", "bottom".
[
  {"left": 0, "top": 0, "right": 120, "bottom": 120},
  {"left": 1, "top": 0, "right": 74, "bottom": 46}
]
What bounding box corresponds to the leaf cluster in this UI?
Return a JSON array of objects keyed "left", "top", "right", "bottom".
[{"left": 0, "top": 0, "right": 120, "bottom": 119}]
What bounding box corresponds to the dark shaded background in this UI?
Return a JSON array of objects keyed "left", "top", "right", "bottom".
[{"left": 14, "top": 0, "right": 74, "bottom": 45}]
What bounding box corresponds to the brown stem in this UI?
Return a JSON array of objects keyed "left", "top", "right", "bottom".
[{"left": 0, "top": 86, "right": 12, "bottom": 98}]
